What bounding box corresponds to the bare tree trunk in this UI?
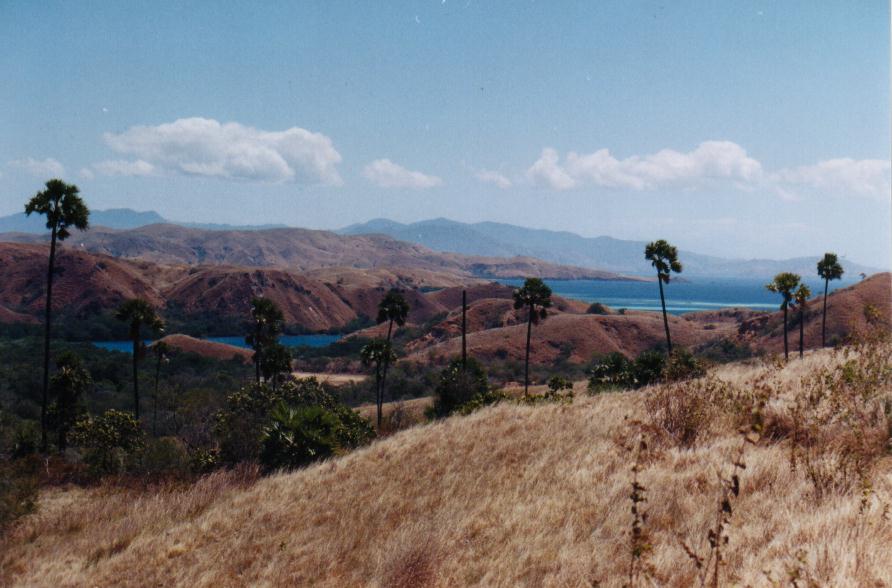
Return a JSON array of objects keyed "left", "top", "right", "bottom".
[
  {"left": 40, "top": 226, "right": 58, "bottom": 453},
  {"left": 821, "top": 278, "right": 829, "bottom": 347},
  {"left": 657, "top": 275, "right": 672, "bottom": 353},
  {"left": 461, "top": 289, "right": 467, "bottom": 370},
  {"left": 132, "top": 333, "right": 140, "bottom": 420},
  {"left": 524, "top": 306, "right": 533, "bottom": 395},
  {"left": 380, "top": 319, "right": 394, "bottom": 404},
  {"left": 782, "top": 305, "right": 789, "bottom": 360}
]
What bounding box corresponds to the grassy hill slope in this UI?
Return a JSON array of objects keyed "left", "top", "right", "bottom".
[{"left": 3, "top": 345, "right": 891, "bottom": 587}]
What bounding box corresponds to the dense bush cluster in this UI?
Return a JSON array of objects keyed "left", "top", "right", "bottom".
[{"left": 588, "top": 348, "right": 705, "bottom": 393}]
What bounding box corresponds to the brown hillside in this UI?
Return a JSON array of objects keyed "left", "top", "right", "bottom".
[
  {"left": 0, "top": 224, "right": 628, "bottom": 280},
  {"left": 154, "top": 334, "right": 252, "bottom": 363},
  {"left": 740, "top": 273, "right": 891, "bottom": 352}
]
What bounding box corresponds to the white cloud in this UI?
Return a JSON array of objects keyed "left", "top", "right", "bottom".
[
  {"left": 362, "top": 159, "right": 442, "bottom": 189},
  {"left": 79, "top": 168, "right": 95, "bottom": 180},
  {"left": 101, "top": 117, "right": 343, "bottom": 185},
  {"left": 474, "top": 169, "right": 513, "bottom": 189},
  {"left": 527, "top": 141, "right": 762, "bottom": 191},
  {"left": 527, "top": 148, "right": 576, "bottom": 190},
  {"left": 773, "top": 158, "right": 891, "bottom": 199},
  {"left": 7, "top": 157, "right": 65, "bottom": 177},
  {"left": 92, "top": 159, "right": 155, "bottom": 177}
]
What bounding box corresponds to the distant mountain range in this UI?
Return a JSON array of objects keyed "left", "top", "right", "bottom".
[
  {"left": 0, "top": 208, "right": 881, "bottom": 279},
  {"left": 0, "top": 208, "right": 286, "bottom": 233},
  {"left": 340, "top": 218, "right": 884, "bottom": 279}
]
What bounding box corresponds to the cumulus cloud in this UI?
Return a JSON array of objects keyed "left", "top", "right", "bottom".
[
  {"left": 527, "top": 141, "right": 762, "bottom": 191},
  {"left": 362, "top": 159, "right": 442, "bottom": 189},
  {"left": 7, "top": 157, "right": 65, "bottom": 177},
  {"left": 101, "top": 117, "right": 343, "bottom": 185},
  {"left": 773, "top": 158, "right": 891, "bottom": 199},
  {"left": 474, "top": 169, "right": 513, "bottom": 189},
  {"left": 92, "top": 159, "right": 155, "bottom": 177}
]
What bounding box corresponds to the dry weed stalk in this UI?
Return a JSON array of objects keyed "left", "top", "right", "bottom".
[{"left": 624, "top": 434, "right": 653, "bottom": 588}]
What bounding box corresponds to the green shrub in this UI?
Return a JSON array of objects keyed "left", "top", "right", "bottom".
[
  {"left": 524, "top": 375, "right": 575, "bottom": 404},
  {"left": 139, "top": 437, "right": 190, "bottom": 476},
  {"left": 588, "top": 352, "right": 634, "bottom": 393},
  {"left": 630, "top": 351, "right": 666, "bottom": 387},
  {"left": 260, "top": 404, "right": 342, "bottom": 470},
  {"left": 72, "top": 409, "right": 145, "bottom": 475},
  {"left": 216, "top": 378, "right": 374, "bottom": 465},
  {"left": 430, "top": 357, "right": 494, "bottom": 417},
  {"left": 586, "top": 302, "right": 611, "bottom": 315},
  {"left": 663, "top": 348, "right": 706, "bottom": 382}
]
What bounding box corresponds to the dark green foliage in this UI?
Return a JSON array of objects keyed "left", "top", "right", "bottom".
[
  {"left": 513, "top": 277, "right": 553, "bottom": 394},
  {"left": 48, "top": 352, "right": 92, "bottom": 451},
  {"left": 115, "top": 298, "right": 165, "bottom": 419},
  {"left": 431, "top": 357, "right": 496, "bottom": 417},
  {"left": 767, "top": 272, "right": 802, "bottom": 360},
  {"left": 260, "top": 342, "right": 292, "bottom": 387},
  {"left": 630, "top": 351, "right": 666, "bottom": 387},
  {"left": 260, "top": 404, "right": 342, "bottom": 470},
  {"left": 817, "top": 253, "right": 844, "bottom": 347},
  {"left": 215, "top": 378, "right": 373, "bottom": 465},
  {"left": 695, "top": 338, "right": 757, "bottom": 364},
  {"left": 524, "top": 375, "right": 575, "bottom": 404},
  {"left": 376, "top": 290, "right": 410, "bottom": 331},
  {"left": 246, "top": 297, "right": 285, "bottom": 384},
  {"left": 360, "top": 338, "right": 397, "bottom": 429},
  {"left": 588, "top": 352, "right": 634, "bottom": 393},
  {"left": 72, "top": 409, "right": 145, "bottom": 475},
  {"left": 644, "top": 239, "right": 683, "bottom": 353},
  {"left": 586, "top": 302, "right": 611, "bottom": 315}
]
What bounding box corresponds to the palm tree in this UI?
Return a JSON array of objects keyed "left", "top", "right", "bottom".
[
  {"left": 376, "top": 290, "right": 409, "bottom": 403},
  {"left": 246, "top": 297, "right": 285, "bottom": 384},
  {"left": 25, "top": 179, "right": 90, "bottom": 451},
  {"left": 151, "top": 341, "right": 171, "bottom": 436},
  {"left": 115, "top": 299, "right": 165, "bottom": 420},
  {"left": 644, "top": 240, "right": 683, "bottom": 353},
  {"left": 766, "top": 272, "right": 801, "bottom": 360},
  {"left": 360, "top": 339, "right": 396, "bottom": 430},
  {"left": 512, "top": 278, "right": 552, "bottom": 395},
  {"left": 816, "top": 253, "right": 844, "bottom": 347},
  {"left": 794, "top": 283, "right": 812, "bottom": 358}
]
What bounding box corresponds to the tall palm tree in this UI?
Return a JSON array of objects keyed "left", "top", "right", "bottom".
[
  {"left": 816, "top": 253, "right": 844, "bottom": 347},
  {"left": 376, "top": 290, "right": 409, "bottom": 403},
  {"left": 644, "top": 240, "right": 683, "bottom": 353},
  {"left": 794, "top": 283, "right": 812, "bottom": 358},
  {"left": 246, "top": 297, "right": 285, "bottom": 384},
  {"left": 151, "top": 341, "right": 171, "bottom": 436},
  {"left": 766, "top": 272, "right": 801, "bottom": 360},
  {"left": 360, "top": 339, "right": 395, "bottom": 430},
  {"left": 115, "top": 299, "right": 165, "bottom": 420},
  {"left": 512, "top": 278, "right": 552, "bottom": 395},
  {"left": 25, "top": 179, "right": 90, "bottom": 451}
]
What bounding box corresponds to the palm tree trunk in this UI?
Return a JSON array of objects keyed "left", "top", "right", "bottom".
[
  {"left": 40, "top": 226, "right": 58, "bottom": 453},
  {"left": 461, "top": 289, "right": 467, "bottom": 370},
  {"left": 524, "top": 306, "right": 533, "bottom": 395},
  {"left": 821, "top": 278, "right": 829, "bottom": 347},
  {"left": 799, "top": 305, "right": 805, "bottom": 358},
  {"left": 380, "top": 319, "right": 394, "bottom": 404},
  {"left": 153, "top": 358, "right": 161, "bottom": 436},
  {"left": 657, "top": 275, "right": 672, "bottom": 353},
  {"left": 782, "top": 305, "right": 789, "bottom": 360},
  {"left": 132, "top": 334, "right": 140, "bottom": 420},
  {"left": 254, "top": 349, "right": 261, "bottom": 384}
]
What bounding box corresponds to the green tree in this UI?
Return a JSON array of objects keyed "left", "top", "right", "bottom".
[
  {"left": 360, "top": 339, "right": 396, "bottom": 430},
  {"left": 512, "top": 278, "right": 552, "bottom": 395},
  {"left": 246, "top": 297, "right": 285, "bottom": 384},
  {"left": 49, "top": 352, "right": 92, "bottom": 451},
  {"left": 766, "top": 272, "right": 801, "bottom": 360},
  {"left": 259, "top": 404, "right": 342, "bottom": 470},
  {"left": 816, "top": 252, "right": 844, "bottom": 347},
  {"left": 376, "top": 290, "right": 409, "bottom": 406},
  {"left": 261, "top": 342, "right": 293, "bottom": 389},
  {"left": 794, "top": 283, "right": 812, "bottom": 358},
  {"left": 72, "top": 409, "right": 145, "bottom": 475},
  {"left": 24, "top": 179, "right": 90, "bottom": 451},
  {"left": 431, "top": 356, "right": 492, "bottom": 417},
  {"left": 115, "top": 299, "right": 165, "bottom": 420},
  {"left": 644, "top": 240, "right": 683, "bottom": 353},
  {"left": 150, "top": 341, "right": 171, "bottom": 437}
]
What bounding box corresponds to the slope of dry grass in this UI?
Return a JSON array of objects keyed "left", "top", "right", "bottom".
[{"left": 2, "top": 346, "right": 891, "bottom": 587}]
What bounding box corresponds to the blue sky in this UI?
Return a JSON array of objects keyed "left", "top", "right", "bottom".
[{"left": 1, "top": 1, "right": 889, "bottom": 266}]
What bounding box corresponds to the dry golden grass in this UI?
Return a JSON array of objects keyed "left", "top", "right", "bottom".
[{"left": 2, "top": 347, "right": 891, "bottom": 587}]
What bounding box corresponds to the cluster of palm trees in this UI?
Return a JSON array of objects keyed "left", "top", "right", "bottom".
[{"left": 23, "top": 178, "right": 851, "bottom": 448}]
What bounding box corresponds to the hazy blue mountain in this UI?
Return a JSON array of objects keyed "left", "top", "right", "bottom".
[
  {"left": 340, "top": 218, "right": 884, "bottom": 279},
  {"left": 0, "top": 208, "right": 286, "bottom": 233}
]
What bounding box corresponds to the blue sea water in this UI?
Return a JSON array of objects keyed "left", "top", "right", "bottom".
[
  {"left": 92, "top": 334, "right": 341, "bottom": 354},
  {"left": 497, "top": 277, "right": 854, "bottom": 315}
]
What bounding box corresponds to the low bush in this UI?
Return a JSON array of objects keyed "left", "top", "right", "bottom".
[
  {"left": 260, "top": 404, "right": 343, "bottom": 470},
  {"left": 72, "top": 409, "right": 145, "bottom": 476},
  {"left": 430, "top": 357, "right": 495, "bottom": 417}
]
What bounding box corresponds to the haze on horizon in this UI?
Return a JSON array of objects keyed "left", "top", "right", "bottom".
[{"left": 1, "top": 1, "right": 889, "bottom": 267}]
